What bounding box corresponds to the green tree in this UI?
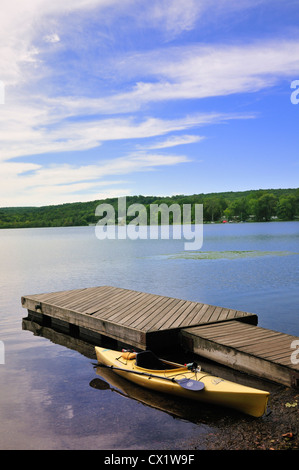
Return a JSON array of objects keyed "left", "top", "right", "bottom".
[
  {"left": 276, "top": 196, "right": 296, "bottom": 220},
  {"left": 224, "top": 197, "right": 249, "bottom": 221},
  {"left": 254, "top": 193, "right": 277, "bottom": 221},
  {"left": 204, "top": 197, "right": 226, "bottom": 222},
  {"left": 294, "top": 189, "right": 299, "bottom": 215}
]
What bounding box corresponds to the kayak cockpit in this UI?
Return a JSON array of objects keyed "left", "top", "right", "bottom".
[{"left": 135, "top": 350, "right": 180, "bottom": 370}]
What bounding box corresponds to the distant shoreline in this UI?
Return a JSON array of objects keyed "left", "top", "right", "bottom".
[
  {"left": 1, "top": 219, "right": 298, "bottom": 231},
  {"left": 0, "top": 188, "right": 298, "bottom": 229}
]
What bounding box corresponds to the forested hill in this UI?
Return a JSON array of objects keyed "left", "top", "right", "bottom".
[{"left": 0, "top": 188, "right": 298, "bottom": 229}]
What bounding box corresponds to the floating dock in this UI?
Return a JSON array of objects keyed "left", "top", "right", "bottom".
[
  {"left": 21, "top": 285, "right": 299, "bottom": 388},
  {"left": 21, "top": 285, "right": 257, "bottom": 349},
  {"left": 180, "top": 321, "right": 299, "bottom": 388}
]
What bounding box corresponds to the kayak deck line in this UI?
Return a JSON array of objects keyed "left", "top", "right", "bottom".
[
  {"left": 98, "top": 363, "right": 206, "bottom": 391},
  {"left": 21, "top": 285, "right": 299, "bottom": 388}
]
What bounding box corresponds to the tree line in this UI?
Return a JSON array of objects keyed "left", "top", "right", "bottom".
[{"left": 0, "top": 188, "right": 298, "bottom": 229}]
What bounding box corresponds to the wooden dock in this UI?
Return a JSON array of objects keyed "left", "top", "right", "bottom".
[
  {"left": 180, "top": 321, "right": 299, "bottom": 388},
  {"left": 21, "top": 285, "right": 299, "bottom": 387},
  {"left": 21, "top": 285, "right": 256, "bottom": 350}
]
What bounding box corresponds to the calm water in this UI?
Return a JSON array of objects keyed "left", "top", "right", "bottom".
[{"left": 0, "top": 222, "right": 298, "bottom": 449}]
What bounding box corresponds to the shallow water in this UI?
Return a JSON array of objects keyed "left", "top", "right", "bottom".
[{"left": 0, "top": 221, "right": 298, "bottom": 449}]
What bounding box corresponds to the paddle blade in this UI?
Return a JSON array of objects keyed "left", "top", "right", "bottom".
[
  {"left": 89, "top": 378, "right": 111, "bottom": 390},
  {"left": 177, "top": 378, "right": 205, "bottom": 391}
]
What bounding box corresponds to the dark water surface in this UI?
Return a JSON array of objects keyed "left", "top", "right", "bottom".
[{"left": 0, "top": 222, "right": 298, "bottom": 449}]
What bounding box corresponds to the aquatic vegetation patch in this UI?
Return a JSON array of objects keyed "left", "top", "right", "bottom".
[{"left": 167, "top": 250, "right": 299, "bottom": 260}]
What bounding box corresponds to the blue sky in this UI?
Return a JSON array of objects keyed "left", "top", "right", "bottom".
[{"left": 0, "top": 0, "right": 299, "bottom": 206}]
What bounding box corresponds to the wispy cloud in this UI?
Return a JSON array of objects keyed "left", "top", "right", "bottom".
[
  {"left": 140, "top": 135, "right": 205, "bottom": 150},
  {"left": 107, "top": 40, "right": 299, "bottom": 105},
  {"left": 0, "top": 101, "right": 247, "bottom": 161},
  {"left": 0, "top": 153, "right": 190, "bottom": 206}
]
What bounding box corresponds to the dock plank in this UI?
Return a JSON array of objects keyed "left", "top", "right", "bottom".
[
  {"left": 156, "top": 300, "right": 190, "bottom": 330},
  {"left": 128, "top": 295, "right": 171, "bottom": 329},
  {"left": 121, "top": 295, "right": 168, "bottom": 328},
  {"left": 130, "top": 296, "right": 174, "bottom": 330},
  {"left": 62, "top": 287, "right": 116, "bottom": 311},
  {"left": 93, "top": 289, "right": 146, "bottom": 317},
  {"left": 108, "top": 292, "right": 155, "bottom": 323},
  {"left": 82, "top": 287, "right": 133, "bottom": 314}
]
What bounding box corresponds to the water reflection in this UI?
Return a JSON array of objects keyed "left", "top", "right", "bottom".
[
  {"left": 22, "top": 315, "right": 96, "bottom": 358},
  {"left": 90, "top": 366, "right": 233, "bottom": 425},
  {"left": 5, "top": 222, "right": 297, "bottom": 449},
  {"left": 23, "top": 313, "right": 280, "bottom": 430}
]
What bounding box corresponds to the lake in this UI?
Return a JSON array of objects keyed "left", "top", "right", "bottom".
[{"left": 0, "top": 221, "right": 298, "bottom": 449}]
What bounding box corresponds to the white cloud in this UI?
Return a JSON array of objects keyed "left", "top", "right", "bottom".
[
  {"left": 147, "top": 0, "right": 203, "bottom": 37},
  {"left": 120, "top": 0, "right": 268, "bottom": 40},
  {"left": 44, "top": 33, "right": 60, "bottom": 44}
]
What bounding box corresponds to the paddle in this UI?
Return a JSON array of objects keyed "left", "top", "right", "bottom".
[{"left": 96, "top": 363, "right": 205, "bottom": 391}]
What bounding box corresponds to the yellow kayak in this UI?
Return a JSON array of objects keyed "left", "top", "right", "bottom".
[{"left": 95, "top": 347, "right": 270, "bottom": 418}]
